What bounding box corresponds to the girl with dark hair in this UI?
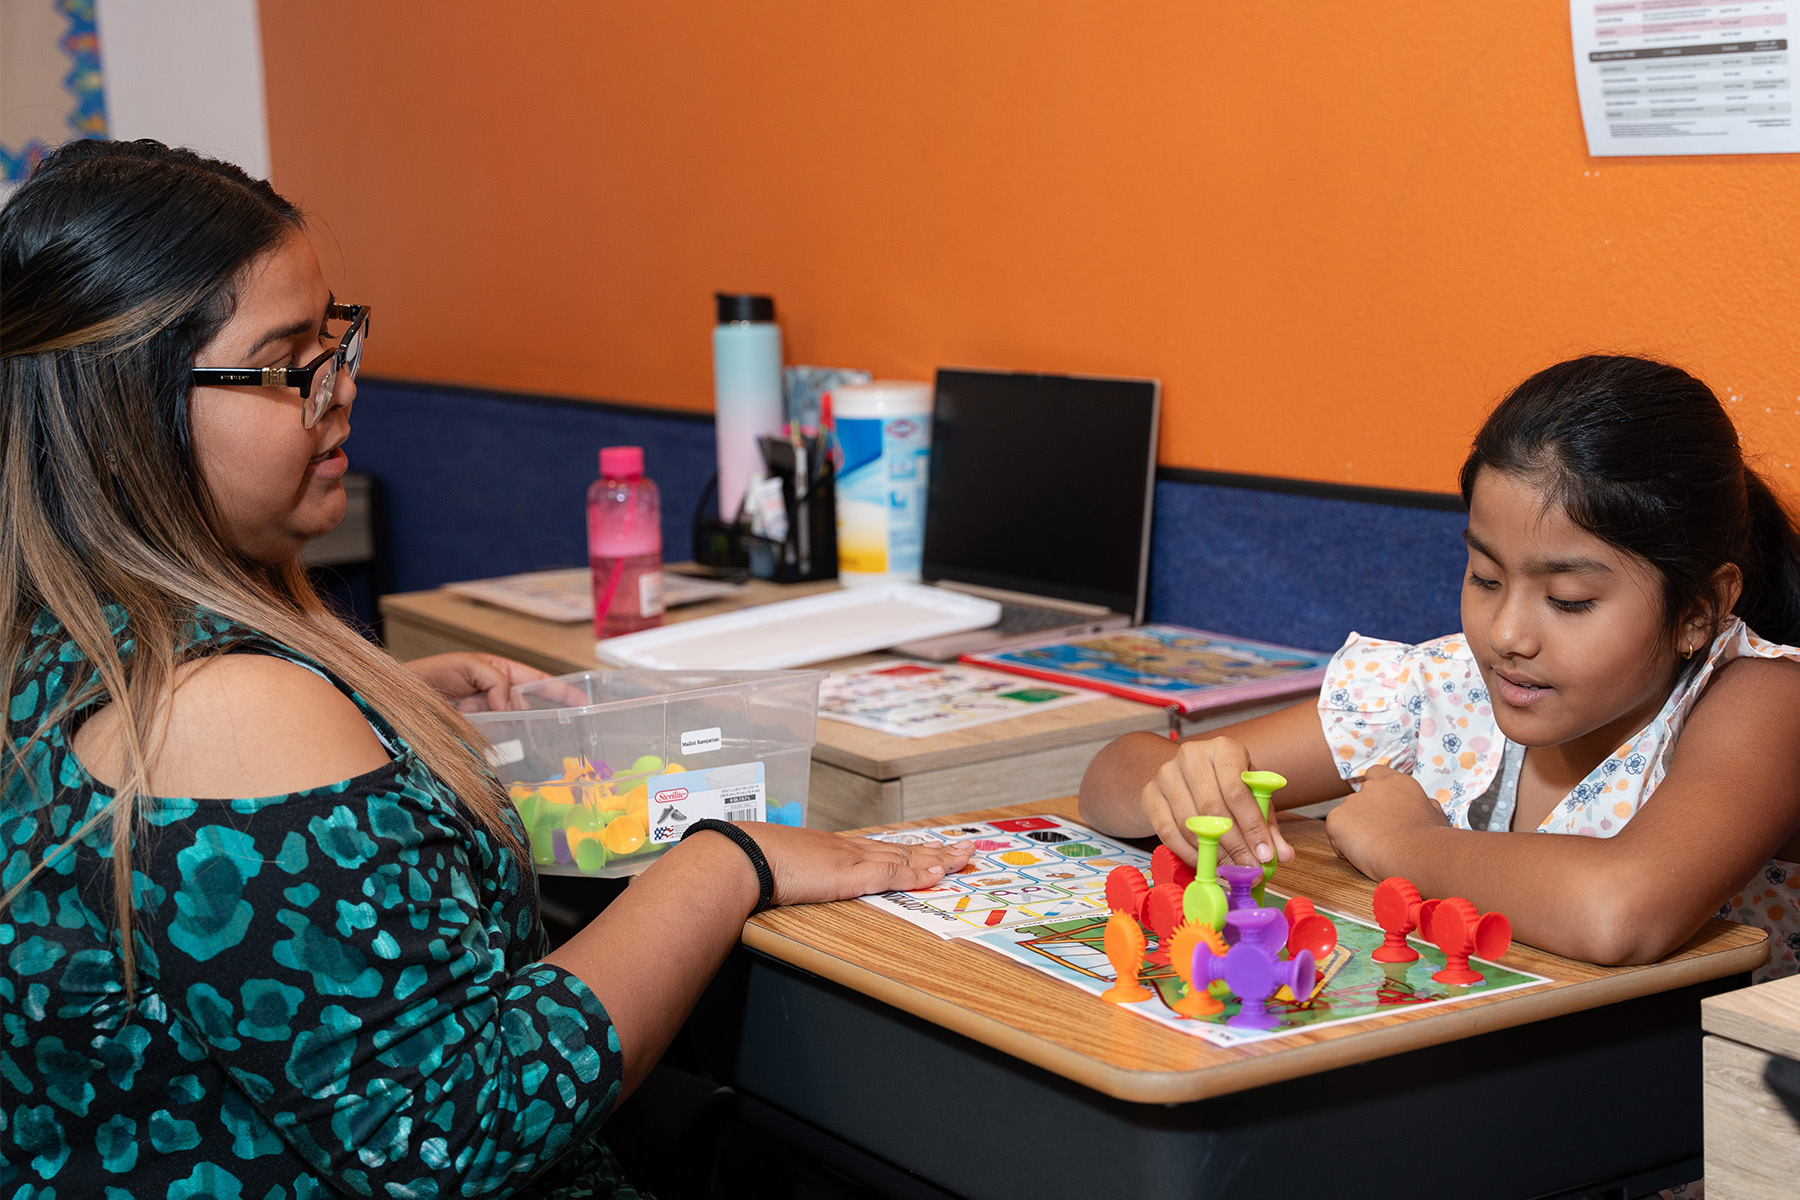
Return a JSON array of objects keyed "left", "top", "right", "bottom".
[
  {"left": 0, "top": 140, "right": 968, "bottom": 1197},
  {"left": 1081, "top": 354, "right": 1800, "bottom": 979}
]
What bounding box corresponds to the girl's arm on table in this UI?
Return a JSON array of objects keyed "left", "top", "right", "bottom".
[
  {"left": 1326, "top": 656, "right": 1800, "bottom": 965},
  {"left": 546, "top": 823, "right": 969, "bottom": 1097},
  {"left": 1078, "top": 699, "right": 1351, "bottom": 870}
]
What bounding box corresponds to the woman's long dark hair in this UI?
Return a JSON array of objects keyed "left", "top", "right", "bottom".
[
  {"left": 1460, "top": 354, "right": 1800, "bottom": 645},
  {"left": 1, "top": 140, "right": 519, "bottom": 995}
]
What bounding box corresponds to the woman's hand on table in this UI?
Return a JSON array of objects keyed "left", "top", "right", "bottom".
[
  {"left": 405, "top": 652, "right": 550, "bottom": 712},
  {"left": 1324, "top": 764, "right": 1449, "bottom": 878},
  {"left": 1142, "top": 735, "right": 1295, "bottom": 870},
  {"left": 738, "top": 823, "right": 975, "bottom": 907}
]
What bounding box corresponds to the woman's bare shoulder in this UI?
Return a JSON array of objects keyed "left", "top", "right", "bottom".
[{"left": 73, "top": 653, "right": 391, "bottom": 799}]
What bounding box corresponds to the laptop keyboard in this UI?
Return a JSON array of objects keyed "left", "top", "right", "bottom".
[{"left": 992, "top": 601, "right": 1093, "bottom": 636}]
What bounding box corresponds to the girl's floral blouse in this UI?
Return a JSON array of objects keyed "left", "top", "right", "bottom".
[{"left": 1318, "top": 618, "right": 1800, "bottom": 980}]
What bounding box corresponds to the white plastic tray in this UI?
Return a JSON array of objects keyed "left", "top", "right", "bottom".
[{"left": 593, "top": 583, "right": 1001, "bottom": 670}]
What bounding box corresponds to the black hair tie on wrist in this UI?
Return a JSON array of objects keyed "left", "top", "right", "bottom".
[{"left": 681, "top": 819, "right": 775, "bottom": 913}]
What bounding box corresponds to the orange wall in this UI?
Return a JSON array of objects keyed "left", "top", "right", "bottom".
[{"left": 261, "top": 1, "right": 1800, "bottom": 496}]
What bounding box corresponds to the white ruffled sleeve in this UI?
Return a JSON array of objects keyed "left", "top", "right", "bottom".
[{"left": 1316, "top": 633, "right": 1428, "bottom": 781}]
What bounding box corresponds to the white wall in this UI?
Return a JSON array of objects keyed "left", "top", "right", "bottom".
[{"left": 93, "top": 0, "right": 270, "bottom": 180}]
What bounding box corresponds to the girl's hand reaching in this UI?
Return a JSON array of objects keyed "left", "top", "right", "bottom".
[
  {"left": 1143, "top": 736, "right": 1296, "bottom": 869},
  {"left": 736, "top": 822, "right": 976, "bottom": 907},
  {"left": 1324, "top": 764, "right": 1450, "bottom": 879}
]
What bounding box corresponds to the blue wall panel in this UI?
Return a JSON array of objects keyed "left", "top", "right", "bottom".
[
  {"left": 346, "top": 380, "right": 1470, "bottom": 651},
  {"left": 348, "top": 380, "right": 716, "bottom": 592},
  {"left": 1145, "top": 481, "right": 1467, "bottom": 653}
]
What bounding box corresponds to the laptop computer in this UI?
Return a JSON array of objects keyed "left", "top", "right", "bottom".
[{"left": 894, "top": 367, "right": 1160, "bottom": 661}]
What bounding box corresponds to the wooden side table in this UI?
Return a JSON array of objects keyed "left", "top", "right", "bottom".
[
  {"left": 1702, "top": 975, "right": 1800, "bottom": 1198},
  {"left": 380, "top": 578, "right": 1306, "bottom": 830}
]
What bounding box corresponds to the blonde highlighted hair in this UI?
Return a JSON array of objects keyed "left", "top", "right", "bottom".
[{"left": 0, "top": 140, "right": 519, "bottom": 995}]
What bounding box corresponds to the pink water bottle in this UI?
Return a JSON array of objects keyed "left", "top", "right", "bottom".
[{"left": 588, "top": 446, "right": 664, "bottom": 637}]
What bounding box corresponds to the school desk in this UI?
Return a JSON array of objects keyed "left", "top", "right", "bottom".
[
  {"left": 379, "top": 579, "right": 1300, "bottom": 831},
  {"left": 1702, "top": 974, "right": 1800, "bottom": 1198},
  {"left": 706, "top": 796, "right": 1768, "bottom": 1200}
]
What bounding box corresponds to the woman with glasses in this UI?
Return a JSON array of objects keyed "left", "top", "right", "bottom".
[{"left": 0, "top": 139, "right": 968, "bottom": 1197}]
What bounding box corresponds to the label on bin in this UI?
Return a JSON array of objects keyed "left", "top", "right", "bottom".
[
  {"left": 680, "top": 726, "right": 723, "bottom": 755},
  {"left": 484, "top": 739, "right": 524, "bottom": 767},
  {"left": 646, "top": 761, "right": 765, "bottom": 844}
]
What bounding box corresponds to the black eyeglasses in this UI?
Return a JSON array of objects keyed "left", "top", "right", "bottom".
[{"left": 189, "top": 303, "right": 370, "bottom": 429}]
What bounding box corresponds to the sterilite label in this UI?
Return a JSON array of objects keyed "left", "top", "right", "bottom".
[
  {"left": 680, "top": 726, "right": 723, "bottom": 755},
  {"left": 646, "top": 761, "right": 765, "bottom": 844}
]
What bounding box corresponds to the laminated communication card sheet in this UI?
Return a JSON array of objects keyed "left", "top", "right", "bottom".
[
  {"left": 862, "top": 816, "right": 1147, "bottom": 937},
  {"left": 819, "top": 660, "right": 1101, "bottom": 738}
]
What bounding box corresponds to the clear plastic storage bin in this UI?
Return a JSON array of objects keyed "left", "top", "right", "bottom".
[{"left": 468, "top": 668, "right": 823, "bottom": 878}]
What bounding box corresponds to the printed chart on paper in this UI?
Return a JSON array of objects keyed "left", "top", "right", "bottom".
[{"left": 1571, "top": 1, "right": 1798, "bottom": 155}]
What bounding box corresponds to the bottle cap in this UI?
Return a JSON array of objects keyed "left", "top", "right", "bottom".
[
  {"left": 715, "top": 292, "right": 775, "bottom": 324},
  {"left": 600, "top": 446, "right": 644, "bottom": 478}
]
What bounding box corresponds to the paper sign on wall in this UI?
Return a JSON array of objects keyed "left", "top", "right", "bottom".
[{"left": 1571, "top": 1, "right": 1799, "bottom": 156}]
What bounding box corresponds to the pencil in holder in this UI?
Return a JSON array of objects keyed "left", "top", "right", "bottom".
[{"left": 745, "top": 432, "right": 837, "bottom": 583}]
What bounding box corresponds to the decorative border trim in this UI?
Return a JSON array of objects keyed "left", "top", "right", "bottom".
[{"left": 1, "top": 0, "right": 109, "bottom": 183}]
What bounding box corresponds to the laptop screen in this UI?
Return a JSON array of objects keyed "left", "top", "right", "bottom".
[{"left": 921, "top": 368, "right": 1159, "bottom": 620}]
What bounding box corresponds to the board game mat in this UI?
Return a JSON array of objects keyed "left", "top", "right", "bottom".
[{"left": 864, "top": 816, "right": 1551, "bottom": 1046}]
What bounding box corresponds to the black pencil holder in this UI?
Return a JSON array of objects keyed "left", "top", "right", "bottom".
[{"left": 745, "top": 454, "right": 837, "bottom": 584}]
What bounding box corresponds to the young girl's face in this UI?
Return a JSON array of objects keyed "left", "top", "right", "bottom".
[{"left": 1460, "top": 468, "right": 1685, "bottom": 763}]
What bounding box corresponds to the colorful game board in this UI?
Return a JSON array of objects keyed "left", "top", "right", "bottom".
[
  {"left": 862, "top": 816, "right": 1147, "bottom": 938},
  {"left": 864, "top": 815, "right": 1550, "bottom": 1045},
  {"left": 964, "top": 625, "right": 1331, "bottom": 713},
  {"left": 976, "top": 893, "right": 1551, "bottom": 1047}
]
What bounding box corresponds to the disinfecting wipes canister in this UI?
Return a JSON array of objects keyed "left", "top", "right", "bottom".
[{"left": 831, "top": 380, "right": 932, "bottom": 584}]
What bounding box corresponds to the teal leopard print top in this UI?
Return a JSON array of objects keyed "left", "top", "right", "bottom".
[{"left": 1, "top": 609, "right": 641, "bottom": 1198}]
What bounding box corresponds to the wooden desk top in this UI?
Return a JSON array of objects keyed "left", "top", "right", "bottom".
[
  {"left": 379, "top": 577, "right": 839, "bottom": 676},
  {"left": 742, "top": 796, "right": 1769, "bottom": 1106},
  {"left": 381, "top": 583, "right": 1192, "bottom": 779}
]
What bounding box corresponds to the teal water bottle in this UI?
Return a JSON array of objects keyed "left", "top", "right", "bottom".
[{"left": 712, "top": 293, "right": 784, "bottom": 522}]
